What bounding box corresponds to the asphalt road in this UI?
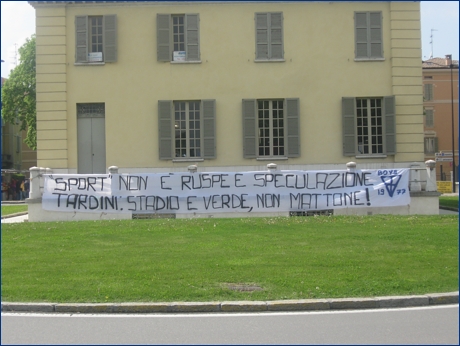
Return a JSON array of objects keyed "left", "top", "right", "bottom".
[{"left": 2, "top": 305, "right": 458, "bottom": 345}]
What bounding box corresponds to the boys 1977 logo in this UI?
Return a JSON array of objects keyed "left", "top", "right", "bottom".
[{"left": 377, "top": 170, "right": 406, "bottom": 198}]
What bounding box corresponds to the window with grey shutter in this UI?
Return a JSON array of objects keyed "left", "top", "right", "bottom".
[
  {"left": 342, "top": 96, "right": 395, "bottom": 156},
  {"left": 286, "top": 98, "right": 300, "bottom": 157},
  {"left": 355, "top": 11, "right": 382, "bottom": 59},
  {"left": 242, "top": 99, "right": 257, "bottom": 158},
  {"left": 202, "top": 100, "right": 216, "bottom": 159},
  {"left": 243, "top": 98, "right": 298, "bottom": 159},
  {"left": 157, "top": 14, "right": 200, "bottom": 62},
  {"left": 255, "top": 12, "right": 284, "bottom": 61},
  {"left": 75, "top": 15, "right": 117, "bottom": 63},
  {"left": 158, "top": 100, "right": 173, "bottom": 160},
  {"left": 159, "top": 100, "right": 214, "bottom": 160},
  {"left": 424, "top": 84, "right": 433, "bottom": 101}
]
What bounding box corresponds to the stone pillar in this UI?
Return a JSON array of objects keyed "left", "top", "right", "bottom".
[
  {"left": 40, "top": 168, "right": 53, "bottom": 195},
  {"left": 29, "top": 167, "right": 41, "bottom": 199},
  {"left": 188, "top": 165, "right": 198, "bottom": 173},
  {"left": 346, "top": 162, "right": 357, "bottom": 171},
  {"left": 267, "top": 163, "right": 277, "bottom": 171},
  {"left": 108, "top": 166, "right": 119, "bottom": 174},
  {"left": 410, "top": 162, "right": 422, "bottom": 192},
  {"left": 425, "top": 160, "right": 437, "bottom": 192},
  {"left": 346, "top": 162, "right": 357, "bottom": 187}
]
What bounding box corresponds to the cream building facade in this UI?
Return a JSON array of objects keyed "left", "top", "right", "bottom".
[{"left": 29, "top": 1, "right": 424, "bottom": 175}]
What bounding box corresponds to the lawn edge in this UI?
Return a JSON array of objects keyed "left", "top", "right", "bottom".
[{"left": 2, "top": 292, "right": 458, "bottom": 314}]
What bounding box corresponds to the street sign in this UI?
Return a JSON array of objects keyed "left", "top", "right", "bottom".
[
  {"left": 436, "top": 157, "right": 453, "bottom": 162},
  {"left": 437, "top": 181, "right": 452, "bottom": 193},
  {"left": 435, "top": 152, "right": 453, "bottom": 157}
]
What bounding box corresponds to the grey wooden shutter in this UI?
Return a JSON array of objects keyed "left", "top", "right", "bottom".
[
  {"left": 369, "top": 12, "right": 382, "bottom": 58},
  {"left": 158, "top": 100, "right": 173, "bottom": 160},
  {"left": 270, "top": 12, "right": 283, "bottom": 59},
  {"left": 425, "top": 108, "right": 434, "bottom": 127},
  {"left": 185, "top": 14, "right": 200, "bottom": 61},
  {"left": 255, "top": 13, "right": 269, "bottom": 59},
  {"left": 286, "top": 98, "right": 300, "bottom": 157},
  {"left": 202, "top": 99, "right": 216, "bottom": 159},
  {"left": 157, "top": 14, "right": 171, "bottom": 61},
  {"left": 383, "top": 96, "right": 396, "bottom": 155},
  {"left": 103, "top": 15, "right": 117, "bottom": 62},
  {"left": 75, "top": 15, "right": 88, "bottom": 63},
  {"left": 355, "top": 12, "right": 368, "bottom": 58},
  {"left": 242, "top": 99, "right": 257, "bottom": 158},
  {"left": 342, "top": 97, "right": 356, "bottom": 156},
  {"left": 355, "top": 12, "right": 382, "bottom": 59}
]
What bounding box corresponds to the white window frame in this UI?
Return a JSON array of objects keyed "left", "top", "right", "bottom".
[
  {"left": 356, "top": 98, "right": 384, "bottom": 155},
  {"left": 174, "top": 101, "right": 202, "bottom": 159},
  {"left": 243, "top": 98, "right": 299, "bottom": 159},
  {"left": 158, "top": 100, "right": 215, "bottom": 161},
  {"left": 254, "top": 12, "right": 284, "bottom": 62},
  {"left": 424, "top": 136, "right": 437, "bottom": 154},
  {"left": 89, "top": 16, "right": 103, "bottom": 56},
  {"left": 257, "top": 99, "right": 286, "bottom": 157},
  {"left": 75, "top": 15, "right": 117, "bottom": 64}
]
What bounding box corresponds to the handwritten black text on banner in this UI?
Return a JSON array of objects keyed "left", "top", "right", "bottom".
[{"left": 42, "top": 169, "right": 410, "bottom": 214}]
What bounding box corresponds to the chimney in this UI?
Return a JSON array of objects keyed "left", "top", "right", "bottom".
[{"left": 445, "top": 54, "right": 452, "bottom": 66}]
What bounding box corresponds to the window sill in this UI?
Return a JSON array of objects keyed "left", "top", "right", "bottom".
[
  {"left": 355, "top": 154, "right": 388, "bottom": 159},
  {"left": 254, "top": 59, "right": 285, "bottom": 63},
  {"left": 74, "top": 62, "right": 106, "bottom": 66},
  {"left": 172, "top": 158, "right": 204, "bottom": 162},
  {"left": 354, "top": 58, "right": 385, "bottom": 62},
  {"left": 256, "top": 157, "right": 289, "bottom": 161},
  {"left": 170, "top": 60, "right": 202, "bottom": 64}
]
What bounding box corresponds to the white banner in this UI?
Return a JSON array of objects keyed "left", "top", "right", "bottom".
[{"left": 42, "top": 169, "right": 410, "bottom": 214}]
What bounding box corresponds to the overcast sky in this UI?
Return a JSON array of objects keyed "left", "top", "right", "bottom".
[{"left": 1, "top": 1, "right": 459, "bottom": 78}]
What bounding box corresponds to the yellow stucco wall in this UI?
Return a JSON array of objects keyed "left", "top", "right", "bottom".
[{"left": 33, "top": 1, "right": 424, "bottom": 173}]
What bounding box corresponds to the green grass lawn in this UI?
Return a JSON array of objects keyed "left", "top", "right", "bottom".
[
  {"left": 1, "top": 215, "right": 458, "bottom": 303},
  {"left": 439, "top": 196, "right": 459, "bottom": 209},
  {"left": 1, "top": 205, "right": 28, "bottom": 216}
]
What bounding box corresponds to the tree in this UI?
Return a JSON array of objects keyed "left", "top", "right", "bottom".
[{"left": 2, "top": 35, "right": 36, "bottom": 150}]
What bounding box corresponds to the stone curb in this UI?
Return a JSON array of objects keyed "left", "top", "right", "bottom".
[
  {"left": 1, "top": 208, "right": 455, "bottom": 220},
  {"left": 2, "top": 292, "right": 458, "bottom": 314},
  {"left": 1, "top": 212, "right": 28, "bottom": 219},
  {"left": 439, "top": 206, "right": 459, "bottom": 212}
]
